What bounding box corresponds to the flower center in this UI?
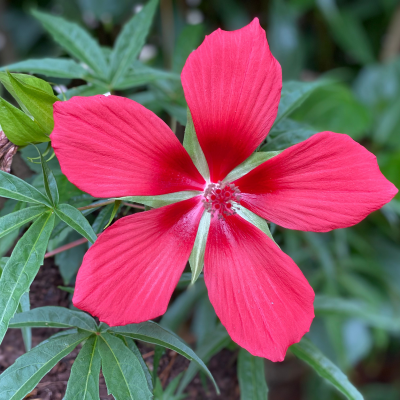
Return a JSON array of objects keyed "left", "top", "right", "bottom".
[{"left": 202, "top": 181, "right": 241, "bottom": 219}]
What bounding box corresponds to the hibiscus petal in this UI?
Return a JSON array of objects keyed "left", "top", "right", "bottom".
[
  {"left": 234, "top": 132, "right": 398, "bottom": 232},
  {"left": 204, "top": 214, "right": 314, "bottom": 361},
  {"left": 73, "top": 197, "right": 204, "bottom": 326},
  {"left": 51, "top": 95, "right": 205, "bottom": 197},
  {"left": 181, "top": 18, "right": 282, "bottom": 183}
]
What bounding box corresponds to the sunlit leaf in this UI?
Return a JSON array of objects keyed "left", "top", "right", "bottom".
[{"left": 0, "top": 97, "right": 49, "bottom": 146}]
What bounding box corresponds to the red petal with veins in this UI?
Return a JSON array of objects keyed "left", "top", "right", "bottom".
[
  {"left": 204, "top": 214, "right": 314, "bottom": 361},
  {"left": 182, "top": 18, "right": 281, "bottom": 182},
  {"left": 73, "top": 197, "right": 204, "bottom": 326},
  {"left": 235, "top": 132, "right": 398, "bottom": 232},
  {"left": 51, "top": 95, "right": 205, "bottom": 198}
]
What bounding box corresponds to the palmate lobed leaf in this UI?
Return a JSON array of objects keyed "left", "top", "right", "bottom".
[
  {"left": 99, "top": 332, "right": 152, "bottom": 400},
  {"left": 113, "top": 63, "right": 181, "bottom": 90},
  {"left": 0, "top": 211, "right": 55, "bottom": 346},
  {"left": 291, "top": 338, "right": 364, "bottom": 400},
  {"left": 109, "top": 0, "right": 159, "bottom": 86},
  {"left": 32, "top": 10, "right": 108, "bottom": 80},
  {"left": 0, "top": 331, "right": 90, "bottom": 400}
]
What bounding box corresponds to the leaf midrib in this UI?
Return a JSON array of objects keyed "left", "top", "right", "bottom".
[{"left": 0, "top": 212, "right": 52, "bottom": 340}]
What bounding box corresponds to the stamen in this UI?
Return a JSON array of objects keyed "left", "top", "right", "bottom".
[{"left": 202, "top": 181, "right": 241, "bottom": 220}]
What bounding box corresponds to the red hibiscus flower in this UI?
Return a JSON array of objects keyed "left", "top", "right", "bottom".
[{"left": 50, "top": 19, "right": 397, "bottom": 361}]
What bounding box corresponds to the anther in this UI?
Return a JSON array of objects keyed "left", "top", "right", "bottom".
[{"left": 202, "top": 181, "right": 241, "bottom": 220}]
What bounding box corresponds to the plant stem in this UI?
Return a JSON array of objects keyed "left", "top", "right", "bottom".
[
  {"left": 78, "top": 200, "right": 145, "bottom": 211},
  {"left": 77, "top": 200, "right": 115, "bottom": 211},
  {"left": 44, "top": 237, "right": 88, "bottom": 259}
]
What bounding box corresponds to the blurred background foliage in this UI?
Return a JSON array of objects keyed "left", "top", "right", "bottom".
[{"left": 1, "top": 0, "right": 400, "bottom": 399}]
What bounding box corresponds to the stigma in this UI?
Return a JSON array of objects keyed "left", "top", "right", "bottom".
[{"left": 202, "top": 181, "right": 241, "bottom": 219}]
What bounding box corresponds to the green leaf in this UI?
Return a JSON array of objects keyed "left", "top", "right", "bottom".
[
  {"left": 261, "top": 119, "right": 317, "bottom": 151},
  {"left": 113, "top": 63, "right": 180, "bottom": 90},
  {"left": 161, "top": 281, "right": 207, "bottom": 332},
  {"left": 236, "top": 206, "right": 277, "bottom": 245},
  {"left": 6, "top": 72, "right": 59, "bottom": 134},
  {"left": 54, "top": 204, "right": 97, "bottom": 243},
  {"left": 0, "top": 205, "right": 48, "bottom": 239},
  {"left": 291, "top": 84, "right": 371, "bottom": 141},
  {"left": 0, "top": 331, "right": 90, "bottom": 400},
  {"left": 1, "top": 58, "right": 88, "bottom": 79},
  {"left": 92, "top": 204, "right": 114, "bottom": 234},
  {"left": 64, "top": 335, "right": 101, "bottom": 400},
  {"left": 121, "top": 336, "right": 153, "bottom": 392},
  {"left": 0, "top": 258, "right": 32, "bottom": 351},
  {"left": 177, "top": 324, "right": 229, "bottom": 394},
  {"left": 57, "top": 286, "right": 75, "bottom": 294},
  {"left": 291, "top": 338, "right": 364, "bottom": 400},
  {"left": 0, "top": 170, "right": 51, "bottom": 206},
  {"left": 0, "top": 211, "right": 55, "bottom": 345},
  {"left": 225, "top": 151, "right": 281, "bottom": 182},
  {"left": 314, "top": 295, "right": 400, "bottom": 332},
  {"left": 32, "top": 10, "right": 108, "bottom": 79},
  {"left": 110, "top": 0, "right": 159, "bottom": 86},
  {"left": 274, "top": 80, "right": 329, "bottom": 126},
  {"left": 59, "top": 84, "right": 109, "bottom": 100},
  {"left": 99, "top": 332, "right": 152, "bottom": 400},
  {"left": 36, "top": 146, "right": 59, "bottom": 206},
  {"left": 238, "top": 348, "right": 268, "bottom": 400},
  {"left": 0, "top": 97, "right": 50, "bottom": 146},
  {"left": 189, "top": 212, "right": 210, "bottom": 284},
  {"left": 9, "top": 306, "right": 97, "bottom": 332},
  {"left": 17, "top": 292, "right": 32, "bottom": 352},
  {"left": 118, "top": 191, "right": 200, "bottom": 209},
  {"left": 183, "top": 109, "right": 209, "bottom": 180},
  {"left": 55, "top": 231, "right": 87, "bottom": 284},
  {"left": 173, "top": 24, "right": 204, "bottom": 73},
  {"left": 0, "top": 72, "right": 54, "bottom": 100},
  {"left": 111, "top": 321, "right": 218, "bottom": 393},
  {"left": 104, "top": 200, "right": 121, "bottom": 229},
  {"left": 317, "top": 5, "right": 374, "bottom": 65}
]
